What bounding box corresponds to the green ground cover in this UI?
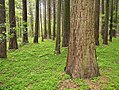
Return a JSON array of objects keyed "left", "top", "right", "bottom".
[{"left": 0, "top": 38, "right": 119, "bottom": 90}]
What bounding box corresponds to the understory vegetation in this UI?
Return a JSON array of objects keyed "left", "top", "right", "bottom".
[{"left": 0, "top": 38, "right": 119, "bottom": 90}]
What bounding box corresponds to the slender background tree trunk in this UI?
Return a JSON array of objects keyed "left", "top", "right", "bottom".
[
  {"left": 0, "top": 0, "right": 7, "bottom": 58},
  {"left": 109, "top": 0, "right": 114, "bottom": 42},
  {"left": 62, "top": 0, "right": 70, "bottom": 47},
  {"left": 47, "top": 0, "right": 51, "bottom": 39},
  {"left": 9, "top": 0, "right": 18, "bottom": 49},
  {"left": 103, "top": 0, "right": 109, "bottom": 45},
  {"left": 55, "top": 0, "right": 61, "bottom": 54},
  {"left": 43, "top": 0, "right": 47, "bottom": 39},
  {"left": 34, "top": 0, "right": 39, "bottom": 43},
  {"left": 94, "top": 0, "right": 100, "bottom": 45},
  {"left": 22, "top": 0, "right": 28, "bottom": 43},
  {"left": 53, "top": 0, "right": 56, "bottom": 40}
]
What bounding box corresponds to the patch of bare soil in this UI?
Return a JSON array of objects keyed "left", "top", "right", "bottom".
[
  {"left": 60, "top": 74, "right": 108, "bottom": 90},
  {"left": 0, "top": 82, "right": 4, "bottom": 86},
  {"left": 100, "top": 76, "right": 108, "bottom": 87},
  {"left": 86, "top": 79, "right": 101, "bottom": 90},
  {"left": 60, "top": 79, "right": 80, "bottom": 90},
  {"left": 86, "top": 76, "right": 108, "bottom": 90}
]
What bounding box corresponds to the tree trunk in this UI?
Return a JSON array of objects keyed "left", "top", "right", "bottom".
[
  {"left": 52, "top": 0, "right": 56, "bottom": 40},
  {"left": 103, "top": 0, "right": 109, "bottom": 45},
  {"left": 43, "top": 0, "right": 47, "bottom": 39},
  {"left": 47, "top": 0, "right": 51, "bottom": 39},
  {"left": 94, "top": 0, "right": 100, "bottom": 46},
  {"left": 65, "top": 0, "right": 100, "bottom": 79},
  {"left": 9, "top": 0, "right": 18, "bottom": 49},
  {"left": 55, "top": 0, "right": 61, "bottom": 55},
  {"left": 109, "top": 0, "right": 114, "bottom": 42},
  {"left": 62, "top": 0, "right": 70, "bottom": 47},
  {"left": 40, "top": 1, "right": 44, "bottom": 42},
  {"left": 34, "top": 0, "right": 39, "bottom": 43},
  {"left": 101, "top": 0, "right": 105, "bottom": 39},
  {"left": 29, "top": 1, "right": 34, "bottom": 37},
  {"left": 22, "top": 0, "right": 28, "bottom": 43},
  {"left": 114, "top": 0, "right": 118, "bottom": 37},
  {"left": 0, "top": 0, "right": 7, "bottom": 58}
]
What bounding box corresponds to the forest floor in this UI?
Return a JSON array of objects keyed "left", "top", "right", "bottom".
[{"left": 0, "top": 38, "right": 119, "bottom": 90}]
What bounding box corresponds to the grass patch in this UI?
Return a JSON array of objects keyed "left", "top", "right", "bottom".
[{"left": 0, "top": 38, "right": 119, "bottom": 90}]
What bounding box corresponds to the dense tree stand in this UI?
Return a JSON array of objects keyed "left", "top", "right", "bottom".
[
  {"left": 0, "top": 0, "right": 7, "bottom": 58},
  {"left": 65, "top": 0, "right": 100, "bottom": 79}
]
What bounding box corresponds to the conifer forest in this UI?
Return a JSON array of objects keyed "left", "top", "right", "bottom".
[{"left": 0, "top": 0, "right": 119, "bottom": 89}]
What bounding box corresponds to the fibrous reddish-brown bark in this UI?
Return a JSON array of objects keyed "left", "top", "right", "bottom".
[{"left": 65, "top": 0, "right": 100, "bottom": 79}]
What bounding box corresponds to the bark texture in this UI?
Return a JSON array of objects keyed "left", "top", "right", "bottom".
[
  {"left": 0, "top": 0, "right": 7, "bottom": 58},
  {"left": 65, "top": 0, "right": 100, "bottom": 79}
]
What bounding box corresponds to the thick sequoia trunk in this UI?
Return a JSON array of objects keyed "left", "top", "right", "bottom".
[
  {"left": 43, "top": 0, "right": 47, "bottom": 39},
  {"left": 0, "top": 0, "right": 7, "bottom": 58},
  {"left": 9, "top": 0, "right": 18, "bottom": 49},
  {"left": 22, "top": 0, "right": 28, "bottom": 43},
  {"left": 103, "top": 0, "right": 109, "bottom": 45},
  {"left": 55, "top": 0, "right": 61, "bottom": 54},
  {"left": 47, "top": 0, "right": 51, "bottom": 39},
  {"left": 109, "top": 0, "right": 114, "bottom": 42},
  {"left": 34, "top": 0, "right": 39, "bottom": 43},
  {"left": 62, "top": 0, "right": 70, "bottom": 47},
  {"left": 65, "top": 0, "right": 100, "bottom": 78},
  {"left": 94, "top": 0, "right": 100, "bottom": 45},
  {"left": 53, "top": 0, "right": 56, "bottom": 40}
]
